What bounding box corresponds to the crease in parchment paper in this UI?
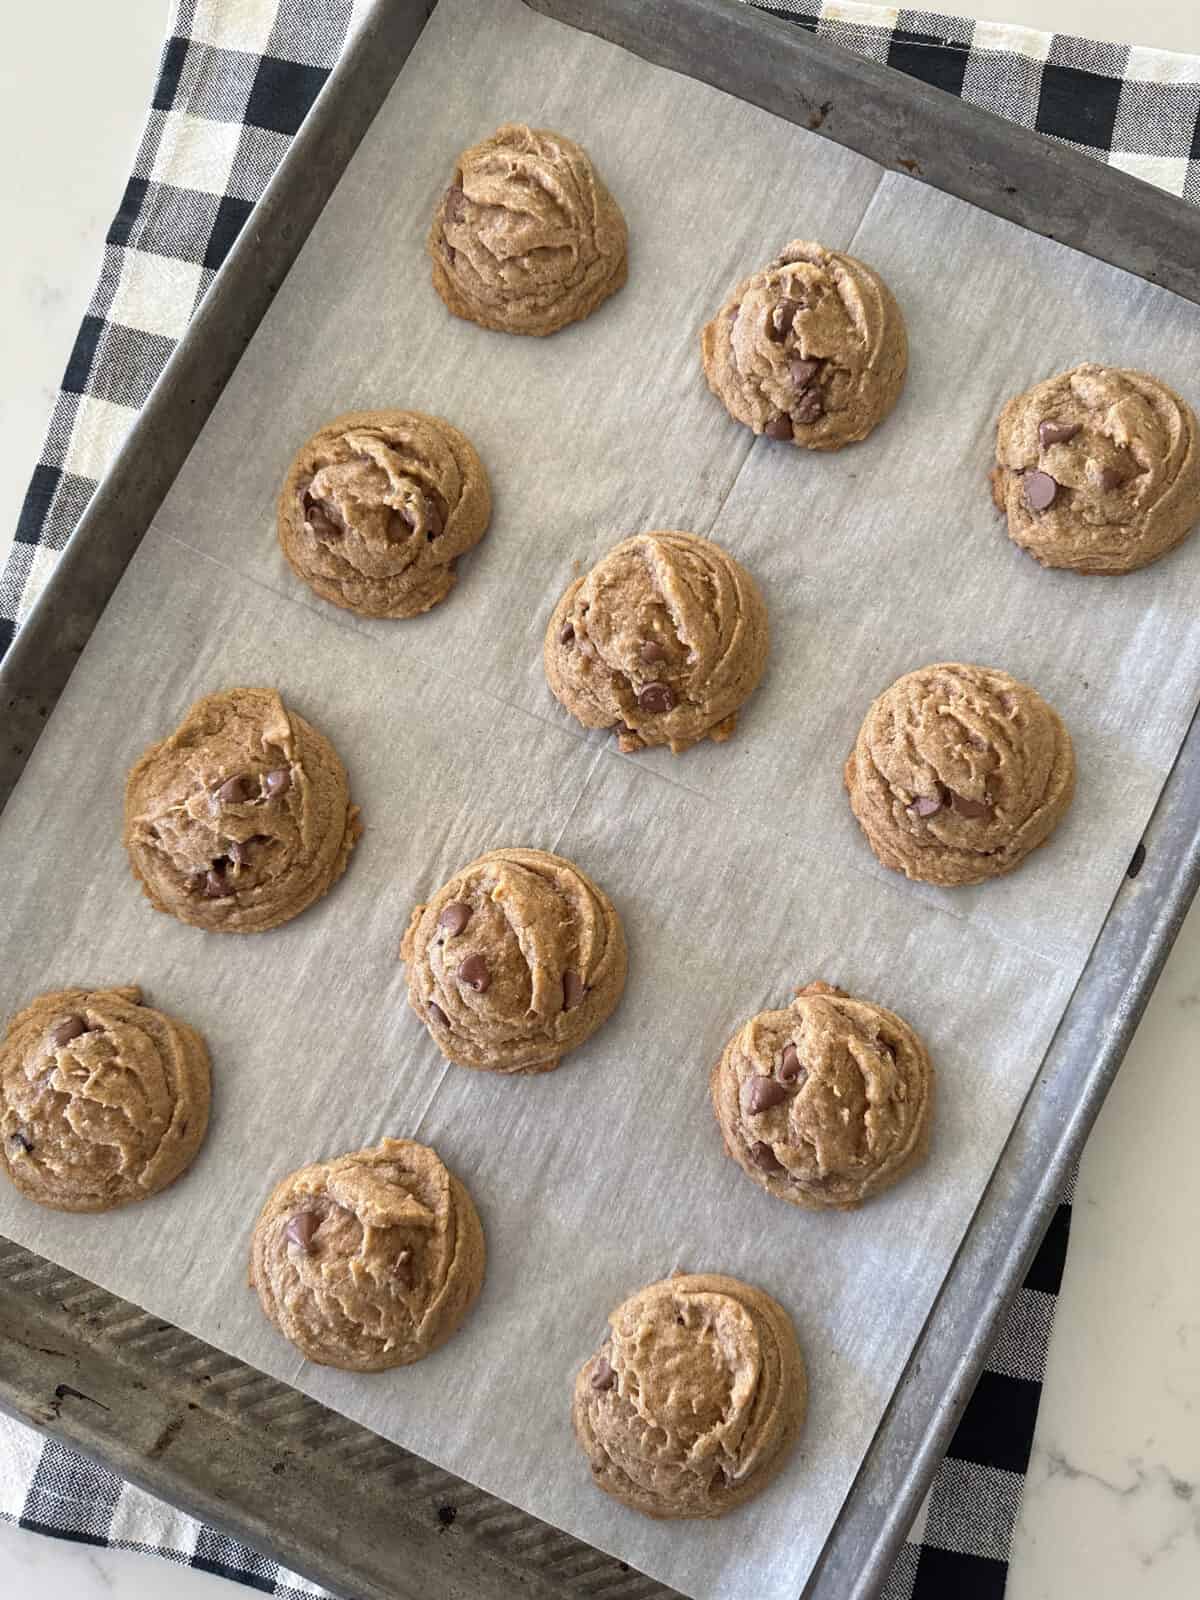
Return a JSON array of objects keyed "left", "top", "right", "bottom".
[{"left": 2, "top": 2, "right": 1200, "bottom": 1598}]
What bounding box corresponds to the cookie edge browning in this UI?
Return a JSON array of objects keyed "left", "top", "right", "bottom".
[
  {"left": 276, "top": 409, "right": 493, "bottom": 618},
  {"left": 709, "top": 985, "right": 934, "bottom": 1213},
  {"left": 248, "top": 1137, "right": 486, "bottom": 1373},
  {"left": 699, "top": 241, "right": 909, "bottom": 451},
  {"left": 993, "top": 366, "right": 1200, "bottom": 575},
  {"left": 843, "top": 663, "right": 1076, "bottom": 888},
  {"left": 571, "top": 1271, "right": 807, "bottom": 1519},
  {"left": 123, "top": 688, "right": 363, "bottom": 935},
  {"left": 427, "top": 126, "right": 629, "bottom": 337},
  {"left": 399, "top": 847, "right": 628, "bottom": 1074},
  {"left": 542, "top": 531, "right": 770, "bottom": 753},
  {"left": 0, "top": 985, "right": 212, "bottom": 1214}
]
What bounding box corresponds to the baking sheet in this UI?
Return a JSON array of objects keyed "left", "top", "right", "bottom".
[{"left": 2, "top": 1, "right": 1200, "bottom": 1596}]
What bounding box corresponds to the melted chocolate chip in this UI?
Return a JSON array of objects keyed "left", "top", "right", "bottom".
[
  {"left": 790, "top": 357, "right": 820, "bottom": 390},
  {"left": 204, "top": 866, "right": 230, "bottom": 899},
  {"left": 764, "top": 413, "right": 793, "bottom": 441},
  {"left": 779, "top": 1043, "right": 806, "bottom": 1085},
  {"left": 949, "top": 790, "right": 993, "bottom": 820},
  {"left": 227, "top": 840, "right": 249, "bottom": 867},
  {"left": 216, "top": 775, "right": 253, "bottom": 805},
  {"left": 458, "top": 954, "right": 490, "bottom": 993},
  {"left": 428, "top": 1002, "right": 449, "bottom": 1028},
  {"left": 741, "top": 1075, "right": 790, "bottom": 1115},
  {"left": 1038, "top": 420, "right": 1080, "bottom": 449},
  {"left": 285, "top": 1211, "right": 319, "bottom": 1251},
  {"left": 8, "top": 1131, "right": 33, "bottom": 1155},
  {"left": 640, "top": 639, "right": 667, "bottom": 665},
  {"left": 1097, "top": 464, "right": 1127, "bottom": 492},
  {"left": 558, "top": 623, "right": 575, "bottom": 646},
  {"left": 793, "top": 388, "right": 825, "bottom": 425},
  {"left": 263, "top": 768, "right": 291, "bottom": 797},
  {"left": 749, "top": 1140, "right": 786, "bottom": 1175},
  {"left": 438, "top": 902, "right": 471, "bottom": 936},
  {"left": 49, "top": 1016, "right": 87, "bottom": 1048},
  {"left": 303, "top": 493, "right": 344, "bottom": 542},
  {"left": 768, "top": 298, "right": 803, "bottom": 339},
  {"left": 562, "top": 970, "right": 585, "bottom": 1011},
  {"left": 638, "top": 682, "right": 675, "bottom": 714},
  {"left": 910, "top": 793, "right": 943, "bottom": 818},
  {"left": 1023, "top": 470, "right": 1058, "bottom": 511},
  {"left": 387, "top": 509, "right": 414, "bottom": 540},
  {"left": 590, "top": 1357, "right": 616, "bottom": 1392}
]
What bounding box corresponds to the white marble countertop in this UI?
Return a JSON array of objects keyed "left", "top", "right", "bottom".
[{"left": 3, "top": 3, "right": 1199, "bottom": 1596}]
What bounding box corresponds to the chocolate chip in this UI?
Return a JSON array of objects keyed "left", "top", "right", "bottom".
[
  {"left": 1097, "top": 465, "right": 1127, "bottom": 492},
  {"left": 793, "top": 388, "right": 825, "bottom": 425},
  {"left": 216, "top": 775, "right": 253, "bottom": 805},
  {"left": 444, "top": 181, "right": 467, "bottom": 224},
  {"left": 768, "top": 298, "right": 802, "bottom": 338},
  {"left": 1023, "top": 470, "right": 1058, "bottom": 511},
  {"left": 558, "top": 623, "right": 575, "bottom": 646},
  {"left": 286, "top": 1211, "right": 319, "bottom": 1251},
  {"left": 790, "top": 357, "right": 820, "bottom": 389},
  {"left": 303, "top": 493, "right": 344, "bottom": 542},
  {"left": 779, "top": 1044, "right": 806, "bottom": 1085},
  {"left": 749, "top": 1140, "right": 786, "bottom": 1175},
  {"left": 263, "top": 768, "right": 291, "bottom": 797},
  {"left": 590, "top": 1357, "right": 616, "bottom": 1392},
  {"left": 458, "top": 954, "right": 489, "bottom": 993},
  {"left": 1038, "top": 420, "right": 1080, "bottom": 449},
  {"left": 764, "top": 413, "right": 793, "bottom": 441},
  {"left": 387, "top": 509, "right": 414, "bottom": 540},
  {"left": 438, "top": 902, "right": 471, "bottom": 936},
  {"left": 638, "top": 682, "right": 675, "bottom": 714},
  {"left": 204, "top": 867, "right": 230, "bottom": 899},
  {"left": 741, "top": 1075, "right": 790, "bottom": 1115},
  {"left": 49, "top": 1016, "right": 87, "bottom": 1048},
  {"left": 563, "top": 971, "right": 585, "bottom": 1010},
  {"left": 640, "top": 639, "right": 667, "bottom": 665},
  {"left": 911, "top": 793, "right": 943, "bottom": 818},
  {"left": 227, "top": 840, "right": 248, "bottom": 867},
  {"left": 949, "top": 790, "right": 993, "bottom": 820},
  {"left": 427, "top": 1002, "right": 449, "bottom": 1028},
  {"left": 393, "top": 1249, "right": 414, "bottom": 1289},
  {"left": 8, "top": 1131, "right": 32, "bottom": 1155}
]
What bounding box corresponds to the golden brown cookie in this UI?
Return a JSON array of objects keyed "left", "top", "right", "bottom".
[
  {"left": 991, "top": 363, "right": 1200, "bottom": 574},
  {"left": 124, "top": 687, "right": 361, "bottom": 934},
  {"left": 0, "top": 986, "right": 210, "bottom": 1213},
  {"left": 250, "top": 1137, "right": 484, "bottom": 1371},
  {"left": 711, "top": 981, "right": 932, "bottom": 1211},
  {"left": 400, "top": 847, "right": 626, "bottom": 1074},
  {"left": 276, "top": 410, "right": 492, "bottom": 618},
  {"left": 428, "top": 122, "right": 628, "bottom": 336},
  {"left": 573, "top": 1272, "right": 806, "bottom": 1519},
  {"left": 544, "top": 531, "right": 769, "bottom": 755},
  {"left": 701, "top": 239, "right": 907, "bottom": 449},
  {"left": 844, "top": 662, "right": 1075, "bottom": 887}
]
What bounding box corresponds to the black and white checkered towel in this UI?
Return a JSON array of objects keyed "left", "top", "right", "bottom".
[{"left": 1, "top": 1, "right": 1195, "bottom": 1595}]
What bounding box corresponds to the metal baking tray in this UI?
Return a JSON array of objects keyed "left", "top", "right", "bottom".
[{"left": 3, "top": 4, "right": 1199, "bottom": 1597}]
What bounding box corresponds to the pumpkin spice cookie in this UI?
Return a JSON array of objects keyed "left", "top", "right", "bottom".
[
  {"left": 400, "top": 847, "right": 626, "bottom": 1074},
  {"left": 250, "top": 1138, "right": 484, "bottom": 1371},
  {"left": 428, "top": 122, "right": 628, "bottom": 336},
  {"left": 277, "top": 409, "right": 491, "bottom": 618},
  {"left": 0, "top": 986, "right": 210, "bottom": 1213},
  {"left": 573, "top": 1272, "right": 806, "bottom": 1519},
  {"left": 991, "top": 363, "right": 1200, "bottom": 574},
  {"left": 701, "top": 239, "right": 907, "bottom": 449},
  {"left": 124, "top": 687, "right": 361, "bottom": 934},
  {"left": 711, "top": 982, "right": 932, "bottom": 1212},
  {"left": 845, "top": 662, "right": 1074, "bottom": 887},
  {"left": 544, "top": 531, "right": 769, "bottom": 754}
]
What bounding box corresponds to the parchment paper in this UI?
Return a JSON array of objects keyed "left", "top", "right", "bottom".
[{"left": 2, "top": 2, "right": 1200, "bottom": 1596}]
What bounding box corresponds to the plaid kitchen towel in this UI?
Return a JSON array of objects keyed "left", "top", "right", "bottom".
[{"left": 0, "top": 0, "right": 1188, "bottom": 1595}]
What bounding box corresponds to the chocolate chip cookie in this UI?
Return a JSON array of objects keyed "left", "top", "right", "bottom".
[
  {"left": 701, "top": 239, "right": 907, "bottom": 449},
  {"left": 428, "top": 122, "right": 628, "bottom": 336},
  {"left": 544, "top": 531, "right": 769, "bottom": 754},
  {"left": 250, "top": 1137, "right": 484, "bottom": 1371},
  {"left": 400, "top": 847, "right": 627, "bottom": 1074},
  {"left": 0, "top": 986, "right": 210, "bottom": 1213},
  {"left": 277, "top": 410, "right": 492, "bottom": 617},
  {"left": 845, "top": 662, "right": 1075, "bottom": 887},
  {"left": 573, "top": 1272, "right": 806, "bottom": 1519},
  {"left": 711, "top": 981, "right": 932, "bottom": 1211},
  {"left": 991, "top": 363, "right": 1200, "bottom": 574},
  {"left": 124, "top": 687, "right": 362, "bottom": 933}
]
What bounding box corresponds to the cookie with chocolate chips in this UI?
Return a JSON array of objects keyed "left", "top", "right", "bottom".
[
  {"left": 250, "top": 1137, "right": 484, "bottom": 1371},
  {"left": 845, "top": 662, "right": 1075, "bottom": 887},
  {"left": 573, "top": 1272, "right": 806, "bottom": 1518},
  {"left": 400, "top": 847, "right": 626, "bottom": 1074},
  {"left": 429, "top": 123, "right": 628, "bottom": 336},
  {"left": 0, "top": 986, "right": 210, "bottom": 1213},
  {"left": 124, "top": 687, "right": 361, "bottom": 933},
  {"left": 701, "top": 239, "right": 907, "bottom": 449},
  {"left": 991, "top": 364, "right": 1200, "bottom": 574},
  {"left": 277, "top": 410, "right": 491, "bottom": 617},
  {"left": 544, "top": 531, "right": 769, "bottom": 754},
  {"left": 711, "top": 982, "right": 932, "bottom": 1211}
]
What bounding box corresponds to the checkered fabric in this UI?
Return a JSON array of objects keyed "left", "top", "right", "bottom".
[{"left": 0, "top": 0, "right": 1186, "bottom": 1596}]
